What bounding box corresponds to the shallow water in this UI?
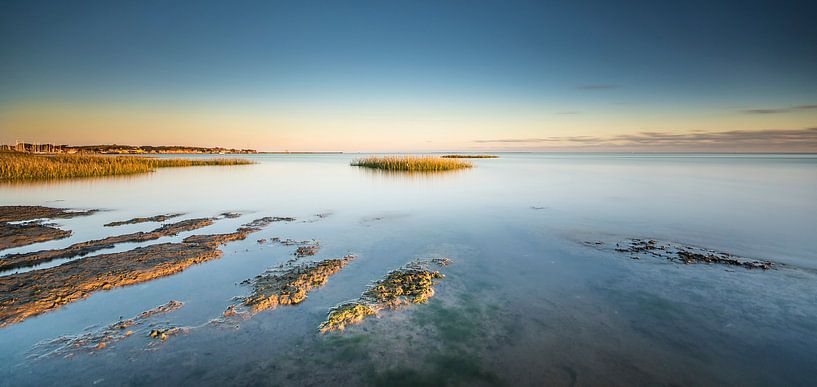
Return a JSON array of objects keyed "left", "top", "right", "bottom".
[{"left": 1, "top": 153, "right": 816, "bottom": 386}]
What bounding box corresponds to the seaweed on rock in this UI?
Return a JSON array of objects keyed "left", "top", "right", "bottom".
[
  {"left": 319, "top": 258, "right": 451, "bottom": 332},
  {"left": 224, "top": 256, "right": 356, "bottom": 320},
  {"left": 600, "top": 239, "right": 774, "bottom": 270}
]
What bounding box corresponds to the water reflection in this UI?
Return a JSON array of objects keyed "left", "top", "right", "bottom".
[
  {"left": 0, "top": 154, "right": 816, "bottom": 386},
  {"left": 0, "top": 173, "right": 147, "bottom": 189},
  {"left": 352, "top": 166, "right": 471, "bottom": 182}
]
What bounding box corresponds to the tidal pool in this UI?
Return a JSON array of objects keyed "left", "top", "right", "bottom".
[{"left": 1, "top": 153, "right": 816, "bottom": 386}]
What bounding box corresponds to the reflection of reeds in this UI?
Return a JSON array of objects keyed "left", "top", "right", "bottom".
[
  {"left": 355, "top": 166, "right": 468, "bottom": 182},
  {"left": 0, "top": 152, "right": 254, "bottom": 181},
  {"left": 441, "top": 154, "right": 498, "bottom": 159},
  {"left": 351, "top": 156, "right": 472, "bottom": 172}
]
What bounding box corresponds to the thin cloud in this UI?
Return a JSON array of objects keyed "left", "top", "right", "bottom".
[
  {"left": 473, "top": 127, "right": 817, "bottom": 152},
  {"left": 744, "top": 109, "right": 790, "bottom": 114},
  {"left": 554, "top": 111, "right": 581, "bottom": 115},
  {"left": 575, "top": 84, "right": 620, "bottom": 90},
  {"left": 742, "top": 104, "right": 817, "bottom": 114}
]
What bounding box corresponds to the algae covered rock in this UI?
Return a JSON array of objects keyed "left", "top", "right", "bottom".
[
  {"left": 229, "top": 255, "right": 356, "bottom": 317},
  {"left": 365, "top": 268, "right": 444, "bottom": 306},
  {"left": 605, "top": 239, "right": 774, "bottom": 270},
  {"left": 319, "top": 258, "right": 451, "bottom": 333},
  {"left": 319, "top": 302, "right": 376, "bottom": 332}
]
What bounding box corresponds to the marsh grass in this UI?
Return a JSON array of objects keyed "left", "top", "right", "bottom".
[
  {"left": 441, "top": 154, "right": 498, "bottom": 159},
  {"left": 351, "top": 156, "right": 472, "bottom": 172},
  {"left": 0, "top": 152, "right": 254, "bottom": 181}
]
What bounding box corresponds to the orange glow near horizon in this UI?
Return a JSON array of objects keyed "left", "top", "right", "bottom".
[{"left": 2, "top": 101, "right": 815, "bottom": 152}]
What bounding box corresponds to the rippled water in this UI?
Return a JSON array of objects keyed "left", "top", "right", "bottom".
[{"left": 1, "top": 153, "right": 816, "bottom": 386}]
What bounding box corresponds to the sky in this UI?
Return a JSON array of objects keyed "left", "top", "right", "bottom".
[{"left": 1, "top": 0, "right": 816, "bottom": 152}]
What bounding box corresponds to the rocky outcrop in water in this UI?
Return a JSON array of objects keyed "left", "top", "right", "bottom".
[
  {"left": 225, "top": 256, "right": 355, "bottom": 319},
  {"left": 0, "top": 222, "right": 71, "bottom": 251},
  {"left": 319, "top": 258, "right": 451, "bottom": 332},
  {"left": 269, "top": 237, "right": 317, "bottom": 246},
  {"left": 294, "top": 243, "right": 320, "bottom": 258},
  {"left": 0, "top": 218, "right": 215, "bottom": 272},
  {"left": 0, "top": 206, "right": 97, "bottom": 222},
  {"left": 597, "top": 239, "right": 774, "bottom": 270},
  {"left": 0, "top": 217, "right": 275, "bottom": 327},
  {"left": 0, "top": 206, "right": 98, "bottom": 251},
  {"left": 104, "top": 213, "right": 184, "bottom": 227}
]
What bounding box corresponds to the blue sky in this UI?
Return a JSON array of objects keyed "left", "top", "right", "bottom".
[{"left": 1, "top": 0, "right": 816, "bottom": 151}]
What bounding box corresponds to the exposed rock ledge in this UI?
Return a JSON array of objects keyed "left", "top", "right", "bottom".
[{"left": 0, "top": 217, "right": 278, "bottom": 328}]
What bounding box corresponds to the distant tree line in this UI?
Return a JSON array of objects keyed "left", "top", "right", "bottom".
[{"left": 0, "top": 143, "right": 257, "bottom": 154}]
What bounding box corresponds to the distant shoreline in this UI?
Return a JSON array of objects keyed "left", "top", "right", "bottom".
[
  {"left": 257, "top": 151, "right": 344, "bottom": 154},
  {"left": 0, "top": 144, "right": 257, "bottom": 155},
  {"left": 0, "top": 152, "right": 254, "bottom": 181}
]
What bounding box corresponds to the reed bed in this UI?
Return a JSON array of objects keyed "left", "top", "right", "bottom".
[
  {"left": 350, "top": 155, "right": 472, "bottom": 172},
  {"left": 0, "top": 152, "right": 254, "bottom": 181},
  {"left": 441, "top": 154, "right": 499, "bottom": 158}
]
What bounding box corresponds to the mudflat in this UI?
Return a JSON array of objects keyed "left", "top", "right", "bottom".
[
  {"left": 0, "top": 222, "right": 71, "bottom": 250},
  {"left": 0, "top": 217, "right": 274, "bottom": 327},
  {"left": 0, "top": 218, "right": 215, "bottom": 272}
]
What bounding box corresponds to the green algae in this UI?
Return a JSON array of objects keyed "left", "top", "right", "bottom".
[
  {"left": 319, "top": 258, "right": 450, "bottom": 332},
  {"left": 319, "top": 303, "right": 377, "bottom": 332},
  {"left": 220, "top": 256, "right": 355, "bottom": 323}
]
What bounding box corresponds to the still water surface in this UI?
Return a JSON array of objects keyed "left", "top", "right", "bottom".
[{"left": 1, "top": 153, "right": 816, "bottom": 386}]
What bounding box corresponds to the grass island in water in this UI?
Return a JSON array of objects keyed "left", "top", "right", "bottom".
[
  {"left": 351, "top": 155, "right": 472, "bottom": 172},
  {"left": 0, "top": 152, "right": 253, "bottom": 181}
]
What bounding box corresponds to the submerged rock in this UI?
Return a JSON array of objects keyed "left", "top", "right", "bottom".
[
  {"left": 0, "top": 218, "right": 215, "bottom": 272},
  {"left": 0, "top": 206, "right": 97, "bottom": 222},
  {"left": 604, "top": 239, "right": 774, "bottom": 270},
  {"left": 319, "top": 258, "right": 450, "bottom": 333},
  {"left": 182, "top": 231, "right": 250, "bottom": 247},
  {"left": 302, "top": 212, "right": 333, "bottom": 223},
  {"left": 29, "top": 300, "right": 184, "bottom": 357},
  {"left": 0, "top": 222, "right": 71, "bottom": 251},
  {"left": 0, "top": 217, "right": 275, "bottom": 327},
  {"left": 270, "top": 237, "right": 317, "bottom": 246},
  {"left": 239, "top": 216, "right": 295, "bottom": 232},
  {"left": 148, "top": 327, "right": 187, "bottom": 341},
  {"left": 104, "top": 213, "right": 184, "bottom": 227}
]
